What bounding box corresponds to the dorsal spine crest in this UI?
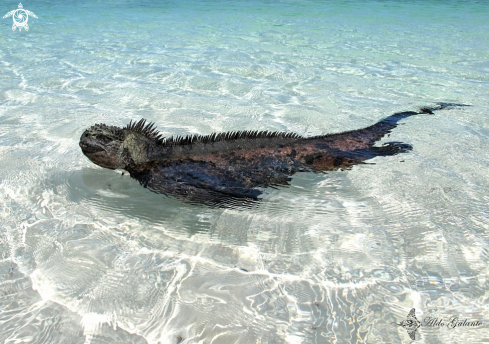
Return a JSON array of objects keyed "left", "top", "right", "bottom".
[{"left": 125, "top": 118, "right": 302, "bottom": 147}]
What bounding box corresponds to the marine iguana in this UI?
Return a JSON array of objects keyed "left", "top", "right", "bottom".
[{"left": 79, "top": 103, "right": 466, "bottom": 207}]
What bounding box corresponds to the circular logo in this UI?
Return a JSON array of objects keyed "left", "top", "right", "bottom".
[{"left": 13, "top": 9, "right": 28, "bottom": 27}]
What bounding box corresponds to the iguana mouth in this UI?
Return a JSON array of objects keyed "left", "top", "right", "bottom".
[{"left": 79, "top": 141, "right": 105, "bottom": 154}]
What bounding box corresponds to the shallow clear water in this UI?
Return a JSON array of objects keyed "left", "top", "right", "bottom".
[{"left": 1, "top": 1, "right": 489, "bottom": 343}]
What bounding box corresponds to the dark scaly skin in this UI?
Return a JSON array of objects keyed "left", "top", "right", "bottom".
[{"left": 79, "top": 103, "right": 467, "bottom": 207}]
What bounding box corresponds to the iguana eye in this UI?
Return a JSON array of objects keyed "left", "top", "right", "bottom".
[{"left": 96, "top": 135, "right": 112, "bottom": 143}]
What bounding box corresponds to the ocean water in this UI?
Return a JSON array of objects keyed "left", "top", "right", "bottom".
[{"left": 1, "top": 0, "right": 489, "bottom": 343}]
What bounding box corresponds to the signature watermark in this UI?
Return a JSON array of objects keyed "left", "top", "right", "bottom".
[
  {"left": 3, "top": 3, "right": 37, "bottom": 32},
  {"left": 395, "top": 308, "right": 483, "bottom": 340}
]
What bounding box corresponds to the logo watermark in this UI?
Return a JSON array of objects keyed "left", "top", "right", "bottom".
[
  {"left": 395, "top": 309, "right": 421, "bottom": 340},
  {"left": 395, "top": 308, "right": 483, "bottom": 340},
  {"left": 3, "top": 3, "right": 37, "bottom": 32}
]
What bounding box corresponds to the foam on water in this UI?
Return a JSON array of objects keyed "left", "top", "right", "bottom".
[{"left": 1, "top": 1, "right": 489, "bottom": 343}]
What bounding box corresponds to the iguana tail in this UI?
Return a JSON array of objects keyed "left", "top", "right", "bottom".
[{"left": 318, "top": 103, "right": 469, "bottom": 151}]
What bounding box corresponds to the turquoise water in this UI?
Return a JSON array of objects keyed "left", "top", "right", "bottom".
[{"left": 1, "top": 1, "right": 489, "bottom": 343}]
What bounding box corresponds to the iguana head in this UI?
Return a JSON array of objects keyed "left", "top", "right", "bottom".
[{"left": 79, "top": 119, "right": 163, "bottom": 169}]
